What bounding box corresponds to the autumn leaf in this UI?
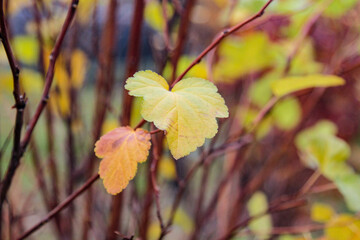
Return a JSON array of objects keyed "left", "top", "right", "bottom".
[
  {"left": 95, "top": 127, "right": 151, "bottom": 195},
  {"left": 125, "top": 70, "right": 228, "bottom": 159},
  {"left": 271, "top": 74, "right": 345, "bottom": 97}
]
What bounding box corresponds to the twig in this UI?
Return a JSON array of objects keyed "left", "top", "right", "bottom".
[
  {"left": 299, "top": 170, "right": 321, "bottom": 194},
  {"left": 162, "top": 0, "right": 172, "bottom": 51},
  {"left": 32, "top": 0, "right": 63, "bottom": 236},
  {"left": 170, "top": 0, "right": 196, "bottom": 83},
  {"left": 150, "top": 126, "right": 165, "bottom": 233},
  {"left": 17, "top": 174, "right": 100, "bottom": 240},
  {"left": 120, "top": 0, "right": 145, "bottom": 126},
  {"left": 171, "top": 0, "right": 274, "bottom": 87},
  {"left": 21, "top": 0, "right": 79, "bottom": 150},
  {"left": 0, "top": 0, "right": 26, "bottom": 233},
  {"left": 82, "top": 0, "right": 119, "bottom": 238}
]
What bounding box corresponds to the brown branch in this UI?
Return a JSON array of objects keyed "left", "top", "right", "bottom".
[
  {"left": 104, "top": 1, "right": 146, "bottom": 240},
  {"left": 0, "top": 0, "right": 21, "bottom": 106},
  {"left": 32, "top": 1, "right": 63, "bottom": 236},
  {"left": 162, "top": 0, "right": 172, "bottom": 51},
  {"left": 170, "top": 0, "right": 196, "bottom": 83},
  {"left": 0, "top": 0, "right": 26, "bottom": 234},
  {"left": 151, "top": 127, "right": 165, "bottom": 229},
  {"left": 171, "top": 0, "right": 274, "bottom": 87},
  {"left": 1, "top": 0, "right": 79, "bottom": 213},
  {"left": 120, "top": 0, "right": 145, "bottom": 126},
  {"left": 17, "top": 174, "right": 100, "bottom": 240},
  {"left": 82, "top": 0, "right": 119, "bottom": 238},
  {"left": 21, "top": 0, "right": 79, "bottom": 150},
  {"left": 1, "top": 0, "right": 78, "bottom": 235}
]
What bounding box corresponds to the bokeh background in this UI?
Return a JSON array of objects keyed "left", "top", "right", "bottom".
[{"left": 1, "top": 0, "right": 360, "bottom": 239}]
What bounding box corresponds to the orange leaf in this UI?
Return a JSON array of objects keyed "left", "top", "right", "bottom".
[{"left": 95, "top": 127, "right": 151, "bottom": 195}]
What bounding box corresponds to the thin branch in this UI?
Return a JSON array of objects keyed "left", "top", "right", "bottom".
[
  {"left": 171, "top": 0, "right": 274, "bottom": 87},
  {"left": 21, "top": 0, "right": 79, "bottom": 150},
  {"left": 83, "top": 0, "right": 119, "bottom": 238},
  {"left": 120, "top": 0, "right": 145, "bottom": 126},
  {"left": 0, "top": 0, "right": 26, "bottom": 234},
  {"left": 17, "top": 174, "right": 100, "bottom": 240},
  {"left": 0, "top": 0, "right": 79, "bottom": 233},
  {"left": 170, "top": 0, "right": 196, "bottom": 83},
  {"left": 0, "top": 0, "right": 21, "bottom": 105},
  {"left": 150, "top": 126, "right": 165, "bottom": 233}
]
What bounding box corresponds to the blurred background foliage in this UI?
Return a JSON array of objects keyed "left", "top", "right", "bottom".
[{"left": 1, "top": 0, "right": 360, "bottom": 239}]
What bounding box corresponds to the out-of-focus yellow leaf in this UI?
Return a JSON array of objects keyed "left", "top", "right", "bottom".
[
  {"left": 172, "top": 208, "right": 194, "bottom": 233},
  {"left": 271, "top": 74, "right": 345, "bottom": 97},
  {"left": 130, "top": 97, "right": 144, "bottom": 128},
  {"left": 0, "top": 70, "right": 13, "bottom": 93},
  {"left": 54, "top": 62, "right": 71, "bottom": 116},
  {"left": 148, "top": 208, "right": 194, "bottom": 239},
  {"left": 311, "top": 203, "right": 335, "bottom": 222},
  {"left": 20, "top": 69, "right": 43, "bottom": 94},
  {"left": 247, "top": 191, "right": 273, "bottom": 239},
  {"left": 12, "top": 36, "right": 39, "bottom": 65},
  {"left": 71, "top": 49, "right": 87, "bottom": 89},
  {"left": 158, "top": 156, "right": 176, "bottom": 180},
  {"left": 101, "top": 118, "right": 118, "bottom": 135},
  {"left": 77, "top": 0, "right": 98, "bottom": 23},
  {"left": 95, "top": 126, "right": 151, "bottom": 195},
  {"left": 325, "top": 214, "right": 360, "bottom": 240},
  {"left": 213, "top": 33, "right": 279, "bottom": 83},
  {"left": 145, "top": 1, "right": 174, "bottom": 31},
  {"left": 163, "top": 56, "right": 208, "bottom": 81},
  {"left": 249, "top": 75, "right": 276, "bottom": 107},
  {"left": 147, "top": 222, "right": 161, "bottom": 240},
  {"left": 272, "top": 97, "right": 301, "bottom": 131},
  {"left": 125, "top": 70, "right": 228, "bottom": 159}
]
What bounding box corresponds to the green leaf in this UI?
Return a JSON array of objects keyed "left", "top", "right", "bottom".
[
  {"left": 272, "top": 97, "right": 301, "bottom": 130},
  {"left": 333, "top": 174, "right": 360, "bottom": 212},
  {"left": 322, "top": 0, "right": 358, "bottom": 18},
  {"left": 271, "top": 74, "right": 345, "bottom": 97},
  {"left": 295, "top": 120, "right": 351, "bottom": 179},
  {"left": 213, "top": 33, "right": 279, "bottom": 82},
  {"left": 247, "top": 191, "right": 272, "bottom": 239}
]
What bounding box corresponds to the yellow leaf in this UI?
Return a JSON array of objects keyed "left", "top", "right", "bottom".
[
  {"left": 145, "top": 1, "right": 174, "bottom": 31},
  {"left": 12, "top": 36, "right": 39, "bottom": 65},
  {"left": 101, "top": 118, "right": 118, "bottom": 135},
  {"left": 247, "top": 191, "right": 273, "bottom": 239},
  {"left": 326, "top": 214, "right": 360, "bottom": 240},
  {"left": 271, "top": 74, "right": 345, "bottom": 97},
  {"left": 311, "top": 203, "right": 335, "bottom": 223},
  {"left": 95, "top": 127, "right": 151, "bottom": 195},
  {"left": 20, "top": 69, "right": 43, "bottom": 95},
  {"left": 125, "top": 70, "right": 228, "bottom": 159},
  {"left": 158, "top": 156, "right": 176, "bottom": 180},
  {"left": 71, "top": 49, "right": 87, "bottom": 89}
]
